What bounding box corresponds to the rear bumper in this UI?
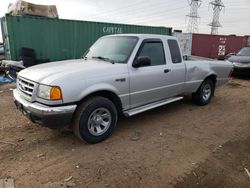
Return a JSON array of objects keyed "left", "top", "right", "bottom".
[{"left": 13, "top": 89, "right": 77, "bottom": 129}]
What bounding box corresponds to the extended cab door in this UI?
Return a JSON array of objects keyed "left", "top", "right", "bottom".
[
  {"left": 163, "top": 39, "right": 186, "bottom": 97},
  {"left": 129, "top": 38, "right": 186, "bottom": 109}
]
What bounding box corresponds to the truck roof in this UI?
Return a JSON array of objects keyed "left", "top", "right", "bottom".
[{"left": 104, "top": 34, "right": 177, "bottom": 40}]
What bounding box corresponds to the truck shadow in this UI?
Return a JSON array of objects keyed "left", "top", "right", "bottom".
[
  {"left": 233, "top": 75, "right": 250, "bottom": 80},
  {"left": 116, "top": 95, "right": 195, "bottom": 132},
  {"left": 56, "top": 95, "right": 195, "bottom": 145}
]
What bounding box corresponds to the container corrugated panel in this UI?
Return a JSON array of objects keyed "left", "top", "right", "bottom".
[
  {"left": 3, "top": 15, "right": 172, "bottom": 61},
  {"left": 192, "top": 33, "right": 248, "bottom": 59}
]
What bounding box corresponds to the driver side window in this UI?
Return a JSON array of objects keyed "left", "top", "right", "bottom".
[{"left": 137, "top": 41, "right": 166, "bottom": 66}]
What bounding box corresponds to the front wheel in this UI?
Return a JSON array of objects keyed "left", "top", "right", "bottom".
[
  {"left": 192, "top": 79, "right": 215, "bottom": 106},
  {"left": 73, "top": 97, "right": 118, "bottom": 144}
]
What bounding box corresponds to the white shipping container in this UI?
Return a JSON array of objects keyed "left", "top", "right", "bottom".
[{"left": 173, "top": 32, "right": 192, "bottom": 56}]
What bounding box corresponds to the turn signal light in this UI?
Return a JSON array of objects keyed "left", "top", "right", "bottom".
[{"left": 50, "top": 87, "right": 63, "bottom": 100}]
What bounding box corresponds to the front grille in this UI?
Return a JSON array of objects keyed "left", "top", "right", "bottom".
[{"left": 18, "top": 77, "right": 35, "bottom": 97}]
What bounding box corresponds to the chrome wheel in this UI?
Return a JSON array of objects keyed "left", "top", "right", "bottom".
[
  {"left": 87, "top": 108, "right": 111, "bottom": 136},
  {"left": 202, "top": 84, "right": 212, "bottom": 101}
]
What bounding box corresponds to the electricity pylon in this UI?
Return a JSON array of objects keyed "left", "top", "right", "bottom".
[
  {"left": 208, "top": 0, "right": 225, "bottom": 35},
  {"left": 186, "top": 0, "right": 202, "bottom": 33}
]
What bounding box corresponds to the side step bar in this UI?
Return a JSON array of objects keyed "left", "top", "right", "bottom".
[{"left": 124, "top": 96, "right": 184, "bottom": 117}]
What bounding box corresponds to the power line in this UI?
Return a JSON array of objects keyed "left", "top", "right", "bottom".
[
  {"left": 76, "top": 1, "right": 249, "bottom": 35},
  {"left": 84, "top": 1, "right": 248, "bottom": 23},
  {"left": 85, "top": 0, "right": 184, "bottom": 19},
  {"left": 84, "top": 0, "right": 248, "bottom": 19}
]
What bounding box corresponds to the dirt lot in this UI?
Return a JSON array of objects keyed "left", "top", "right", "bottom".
[{"left": 0, "top": 78, "right": 250, "bottom": 188}]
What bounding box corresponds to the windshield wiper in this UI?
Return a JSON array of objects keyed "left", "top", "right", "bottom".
[{"left": 92, "top": 56, "right": 115, "bottom": 64}]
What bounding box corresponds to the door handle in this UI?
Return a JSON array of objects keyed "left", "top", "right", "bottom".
[{"left": 164, "top": 69, "right": 171, "bottom": 73}]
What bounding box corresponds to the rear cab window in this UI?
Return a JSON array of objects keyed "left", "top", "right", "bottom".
[{"left": 167, "top": 39, "right": 182, "bottom": 64}]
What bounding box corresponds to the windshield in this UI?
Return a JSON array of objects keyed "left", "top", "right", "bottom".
[
  {"left": 85, "top": 36, "right": 138, "bottom": 63},
  {"left": 237, "top": 47, "right": 250, "bottom": 56}
]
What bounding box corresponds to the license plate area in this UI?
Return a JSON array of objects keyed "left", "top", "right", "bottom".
[{"left": 16, "top": 101, "right": 29, "bottom": 116}]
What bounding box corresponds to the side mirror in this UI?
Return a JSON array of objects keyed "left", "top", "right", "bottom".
[
  {"left": 133, "top": 56, "right": 151, "bottom": 68},
  {"left": 183, "top": 55, "right": 188, "bottom": 60}
]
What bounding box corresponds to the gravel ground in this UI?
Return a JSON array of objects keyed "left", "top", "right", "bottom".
[{"left": 0, "top": 78, "right": 250, "bottom": 188}]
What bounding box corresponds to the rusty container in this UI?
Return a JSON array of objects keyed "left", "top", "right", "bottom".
[{"left": 192, "top": 33, "right": 248, "bottom": 59}]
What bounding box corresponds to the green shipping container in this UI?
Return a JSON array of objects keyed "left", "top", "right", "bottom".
[{"left": 1, "top": 14, "right": 172, "bottom": 62}]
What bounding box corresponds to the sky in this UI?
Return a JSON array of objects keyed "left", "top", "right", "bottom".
[{"left": 0, "top": 0, "right": 250, "bottom": 42}]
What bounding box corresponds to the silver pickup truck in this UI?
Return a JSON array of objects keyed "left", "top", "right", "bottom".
[{"left": 13, "top": 34, "right": 233, "bottom": 143}]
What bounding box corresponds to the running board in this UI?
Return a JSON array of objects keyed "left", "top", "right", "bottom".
[{"left": 124, "top": 96, "right": 184, "bottom": 117}]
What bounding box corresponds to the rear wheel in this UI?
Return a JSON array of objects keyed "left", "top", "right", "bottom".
[
  {"left": 73, "top": 97, "right": 118, "bottom": 144},
  {"left": 192, "top": 79, "right": 215, "bottom": 106}
]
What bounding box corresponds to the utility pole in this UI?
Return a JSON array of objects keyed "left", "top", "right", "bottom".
[
  {"left": 186, "top": 0, "right": 202, "bottom": 33},
  {"left": 208, "top": 0, "right": 224, "bottom": 35}
]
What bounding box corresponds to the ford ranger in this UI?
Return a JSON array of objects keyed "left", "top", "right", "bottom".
[{"left": 13, "top": 34, "right": 233, "bottom": 143}]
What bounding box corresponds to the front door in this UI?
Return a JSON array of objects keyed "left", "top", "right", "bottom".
[{"left": 129, "top": 39, "right": 172, "bottom": 108}]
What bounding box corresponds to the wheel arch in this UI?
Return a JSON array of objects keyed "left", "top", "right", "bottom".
[
  {"left": 205, "top": 74, "right": 217, "bottom": 85},
  {"left": 193, "top": 73, "right": 217, "bottom": 94},
  {"left": 77, "top": 90, "right": 123, "bottom": 115}
]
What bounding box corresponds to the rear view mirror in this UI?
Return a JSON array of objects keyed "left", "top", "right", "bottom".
[{"left": 133, "top": 56, "right": 151, "bottom": 68}]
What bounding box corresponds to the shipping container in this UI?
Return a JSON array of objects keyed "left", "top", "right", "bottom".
[
  {"left": 1, "top": 14, "right": 172, "bottom": 62},
  {"left": 173, "top": 32, "right": 192, "bottom": 56},
  {"left": 247, "top": 36, "right": 250, "bottom": 46},
  {"left": 192, "top": 33, "right": 248, "bottom": 59}
]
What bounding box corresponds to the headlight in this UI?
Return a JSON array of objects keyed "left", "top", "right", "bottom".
[{"left": 37, "top": 84, "right": 63, "bottom": 100}]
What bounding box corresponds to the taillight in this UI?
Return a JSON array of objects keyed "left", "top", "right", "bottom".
[{"left": 229, "top": 68, "right": 234, "bottom": 77}]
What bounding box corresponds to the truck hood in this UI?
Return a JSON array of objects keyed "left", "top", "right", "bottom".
[
  {"left": 18, "top": 59, "right": 128, "bottom": 85},
  {"left": 228, "top": 55, "right": 250, "bottom": 63}
]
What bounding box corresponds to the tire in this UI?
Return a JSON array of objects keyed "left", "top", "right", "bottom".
[
  {"left": 192, "top": 79, "right": 215, "bottom": 106},
  {"left": 73, "top": 97, "right": 118, "bottom": 144}
]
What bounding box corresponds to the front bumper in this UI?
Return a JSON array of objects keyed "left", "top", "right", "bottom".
[
  {"left": 233, "top": 67, "right": 250, "bottom": 77},
  {"left": 13, "top": 89, "right": 77, "bottom": 129},
  {"left": 233, "top": 62, "right": 250, "bottom": 76}
]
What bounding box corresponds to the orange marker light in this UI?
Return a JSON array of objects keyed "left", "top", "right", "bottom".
[{"left": 50, "top": 87, "right": 62, "bottom": 100}]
